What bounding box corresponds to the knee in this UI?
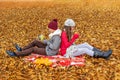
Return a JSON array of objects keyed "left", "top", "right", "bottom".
[
  {"left": 33, "top": 39, "right": 39, "bottom": 44},
  {"left": 83, "top": 42, "right": 89, "bottom": 46}
]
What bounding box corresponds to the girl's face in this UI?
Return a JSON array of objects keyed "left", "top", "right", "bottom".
[
  {"left": 71, "top": 27, "right": 74, "bottom": 30},
  {"left": 71, "top": 26, "right": 75, "bottom": 33}
]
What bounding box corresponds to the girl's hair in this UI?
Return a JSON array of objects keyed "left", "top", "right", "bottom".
[{"left": 64, "top": 26, "right": 72, "bottom": 41}]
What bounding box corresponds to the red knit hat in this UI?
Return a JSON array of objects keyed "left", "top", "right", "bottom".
[{"left": 48, "top": 19, "right": 58, "bottom": 30}]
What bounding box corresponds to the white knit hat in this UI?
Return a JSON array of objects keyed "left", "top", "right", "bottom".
[{"left": 64, "top": 19, "right": 75, "bottom": 27}]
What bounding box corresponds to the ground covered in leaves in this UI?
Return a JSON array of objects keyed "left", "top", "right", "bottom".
[{"left": 0, "top": 0, "right": 120, "bottom": 80}]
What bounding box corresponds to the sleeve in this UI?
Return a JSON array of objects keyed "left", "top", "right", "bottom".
[
  {"left": 47, "top": 36, "right": 61, "bottom": 50},
  {"left": 43, "top": 40, "right": 49, "bottom": 44},
  {"left": 62, "top": 31, "right": 79, "bottom": 48}
]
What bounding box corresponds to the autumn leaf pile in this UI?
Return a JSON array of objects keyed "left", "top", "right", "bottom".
[{"left": 0, "top": 0, "right": 120, "bottom": 80}]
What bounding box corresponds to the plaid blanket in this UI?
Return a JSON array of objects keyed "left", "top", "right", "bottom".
[{"left": 23, "top": 53, "right": 85, "bottom": 67}]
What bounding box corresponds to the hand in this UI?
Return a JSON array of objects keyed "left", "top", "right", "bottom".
[
  {"left": 38, "top": 34, "right": 45, "bottom": 41},
  {"left": 74, "top": 32, "right": 80, "bottom": 35},
  {"left": 73, "top": 33, "right": 79, "bottom": 39}
]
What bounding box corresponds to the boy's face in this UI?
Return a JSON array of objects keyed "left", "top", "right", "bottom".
[{"left": 48, "top": 28, "right": 55, "bottom": 33}]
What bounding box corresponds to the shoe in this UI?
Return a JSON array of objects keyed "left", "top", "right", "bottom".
[
  {"left": 14, "top": 43, "right": 22, "bottom": 51},
  {"left": 6, "top": 50, "right": 16, "bottom": 56},
  {"left": 92, "top": 47, "right": 102, "bottom": 53},
  {"left": 93, "top": 49, "right": 112, "bottom": 59},
  {"left": 103, "top": 49, "right": 112, "bottom": 59}
]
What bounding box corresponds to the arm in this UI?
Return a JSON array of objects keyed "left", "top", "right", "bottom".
[
  {"left": 47, "top": 36, "right": 61, "bottom": 50},
  {"left": 62, "top": 31, "right": 79, "bottom": 48}
]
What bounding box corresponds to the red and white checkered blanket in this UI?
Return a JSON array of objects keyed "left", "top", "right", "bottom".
[{"left": 23, "top": 53, "right": 85, "bottom": 67}]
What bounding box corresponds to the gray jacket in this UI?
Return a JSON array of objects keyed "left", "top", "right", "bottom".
[{"left": 43, "top": 29, "right": 61, "bottom": 56}]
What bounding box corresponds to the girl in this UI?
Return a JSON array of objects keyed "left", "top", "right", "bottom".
[
  {"left": 60, "top": 19, "right": 112, "bottom": 59},
  {"left": 6, "top": 19, "right": 61, "bottom": 56}
]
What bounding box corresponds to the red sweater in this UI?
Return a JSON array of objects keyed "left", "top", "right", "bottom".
[{"left": 60, "top": 31, "right": 79, "bottom": 56}]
